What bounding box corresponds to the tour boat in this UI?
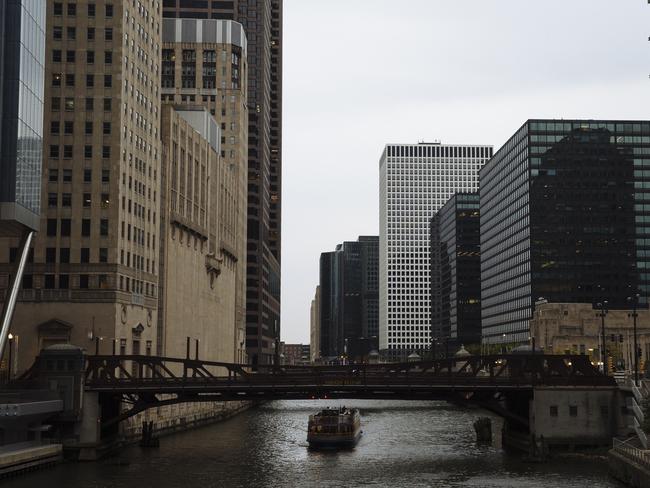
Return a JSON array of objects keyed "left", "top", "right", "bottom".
[{"left": 307, "top": 407, "right": 361, "bottom": 448}]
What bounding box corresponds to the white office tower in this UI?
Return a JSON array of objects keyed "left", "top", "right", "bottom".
[{"left": 379, "top": 143, "right": 493, "bottom": 359}]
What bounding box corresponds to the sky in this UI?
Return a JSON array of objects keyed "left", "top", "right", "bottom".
[{"left": 280, "top": 0, "right": 650, "bottom": 344}]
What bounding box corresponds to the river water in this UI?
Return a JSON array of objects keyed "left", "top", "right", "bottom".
[{"left": 5, "top": 400, "right": 624, "bottom": 488}]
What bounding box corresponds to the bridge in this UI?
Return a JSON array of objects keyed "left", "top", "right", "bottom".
[
  {"left": 12, "top": 349, "right": 625, "bottom": 457},
  {"left": 72, "top": 352, "right": 613, "bottom": 427}
]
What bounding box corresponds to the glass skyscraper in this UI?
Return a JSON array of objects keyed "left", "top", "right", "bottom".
[
  {"left": 0, "top": 0, "right": 46, "bottom": 233},
  {"left": 480, "top": 119, "right": 650, "bottom": 344},
  {"left": 379, "top": 143, "right": 492, "bottom": 358},
  {"left": 431, "top": 192, "right": 481, "bottom": 347}
]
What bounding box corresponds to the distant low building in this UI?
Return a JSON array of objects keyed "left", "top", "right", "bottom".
[
  {"left": 282, "top": 343, "right": 310, "bottom": 366},
  {"left": 530, "top": 302, "right": 650, "bottom": 372}
]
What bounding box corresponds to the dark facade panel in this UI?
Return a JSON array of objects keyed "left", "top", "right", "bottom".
[
  {"left": 0, "top": 0, "right": 46, "bottom": 233},
  {"left": 480, "top": 119, "right": 650, "bottom": 343}
]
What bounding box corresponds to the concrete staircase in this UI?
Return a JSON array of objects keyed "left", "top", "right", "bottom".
[{"left": 629, "top": 380, "right": 649, "bottom": 448}]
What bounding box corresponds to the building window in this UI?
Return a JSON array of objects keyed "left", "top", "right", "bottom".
[
  {"left": 66, "top": 27, "right": 76, "bottom": 40},
  {"left": 81, "top": 219, "right": 91, "bottom": 237},
  {"left": 88, "top": 4, "right": 95, "bottom": 17},
  {"left": 79, "top": 274, "right": 89, "bottom": 289},
  {"left": 102, "top": 146, "right": 110, "bottom": 159},
  {"left": 23, "top": 275, "right": 33, "bottom": 289},
  {"left": 46, "top": 248, "right": 56, "bottom": 263},
  {"left": 48, "top": 193, "right": 57, "bottom": 207},
  {"left": 105, "top": 4, "right": 113, "bottom": 17},
  {"left": 87, "top": 28, "right": 95, "bottom": 41},
  {"left": 51, "top": 97, "right": 61, "bottom": 111},
  {"left": 53, "top": 3, "right": 63, "bottom": 15},
  {"left": 53, "top": 26, "right": 62, "bottom": 40},
  {"left": 49, "top": 169, "right": 58, "bottom": 182},
  {"left": 104, "top": 75, "right": 112, "bottom": 88},
  {"left": 99, "top": 248, "right": 108, "bottom": 263},
  {"left": 49, "top": 145, "right": 59, "bottom": 158},
  {"left": 569, "top": 406, "right": 578, "bottom": 417},
  {"left": 52, "top": 73, "right": 62, "bottom": 86},
  {"left": 87, "top": 51, "right": 95, "bottom": 64},
  {"left": 63, "top": 145, "right": 73, "bottom": 158},
  {"left": 101, "top": 170, "right": 110, "bottom": 183},
  {"left": 60, "top": 219, "right": 71, "bottom": 236},
  {"left": 65, "top": 74, "right": 74, "bottom": 87},
  {"left": 59, "top": 275, "right": 70, "bottom": 289},
  {"left": 104, "top": 28, "right": 113, "bottom": 41},
  {"left": 85, "top": 122, "right": 93, "bottom": 135},
  {"left": 63, "top": 169, "right": 72, "bottom": 182},
  {"left": 103, "top": 122, "right": 111, "bottom": 134},
  {"left": 62, "top": 193, "right": 72, "bottom": 207},
  {"left": 52, "top": 50, "right": 62, "bottom": 62},
  {"left": 103, "top": 98, "right": 111, "bottom": 111},
  {"left": 83, "top": 193, "right": 91, "bottom": 207},
  {"left": 85, "top": 97, "right": 94, "bottom": 111},
  {"left": 84, "top": 169, "right": 92, "bottom": 182},
  {"left": 84, "top": 145, "right": 92, "bottom": 158},
  {"left": 104, "top": 51, "right": 112, "bottom": 64},
  {"left": 47, "top": 219, "right": 57, "bottom": 236},
  {"left": 44, "top": 275, "right": 56, "bottom": 289},
  {"left": 100, "top": 219, "right": 109, "bottom": 236},
  {"left": 67, "top": 3, "right": 76, "bottom": 16},
  {"left": 80, "top": 248, "right": 90, "bottom": 263},
  {"left": 64, "top": 121, "right": 73, "bottom": 134},
  {"left": 101, "top": 194, "right": 110, "bottom": 208},
  {"left": 60, "top": 248, "right": 70, "bottom": 263},
  {"left": 86, "top": 74, "right": 94, "bottom": 87},
  {"left": 66, "top": 50, "right": 75, "bottom": 63},
  {"left": 64, "top": 98, "right": 74, "bottom": 111},
  {"left": 50, "top": 121, "right": 60, "bottom": 134}
]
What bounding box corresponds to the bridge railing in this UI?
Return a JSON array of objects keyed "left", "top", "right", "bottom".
[
  {"left": 612, "top": 438, "right": 650, "bottom": 469},
  {"left": 81, "top": 353, "right": 615, "bottom": 390}
]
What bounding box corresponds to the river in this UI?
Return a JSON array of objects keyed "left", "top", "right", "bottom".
[{"left": 4, "top": 400, "right": 625, "bottom": 488}]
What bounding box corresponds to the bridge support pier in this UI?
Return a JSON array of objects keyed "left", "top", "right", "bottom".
[{"left": 76, "top": 392, "right": 102, "bottom": 461}]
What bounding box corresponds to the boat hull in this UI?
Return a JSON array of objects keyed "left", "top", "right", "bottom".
[{"left": 307, "top": 431, "right": 361, "bottom": 449}]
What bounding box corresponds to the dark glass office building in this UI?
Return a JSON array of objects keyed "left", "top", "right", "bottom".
[
  {"left": 319, "top": 237, "right": 379, "bottom": 361},
  {"left": 431, "top": 193, "right": 481, "bottom": 347},
  {"left": 0, "top": 0, "right": 46, "bottom": 234},
  {"left": 163, "top": 0, "right": 283, "bottom": 365},
  {"left": 480, "top": 119, "right": 648, "bottom": 343}
]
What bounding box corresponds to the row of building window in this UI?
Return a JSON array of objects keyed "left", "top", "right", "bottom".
[
  {"left": 46, "top": 218, "right": 109, "bottom": 237},
  {"left": 51, "top": 97, "right": 112, "bottom": 112},
  {"left": 52, "top": 3, "right": 114, "bottom": 18},
  {"left": 49, "top": 145, "right": 111, "bottom": 159},
  {"left": 53, "top": 26, "right": 113, "bottom": 42},
  {"left": 52, "top": 73, "right": 114, "bottom": 88},
  {"left": 52, "top": 50, "right": 112, "bottom": 64},
  {"left": 48, "top": 193, "right": 110, "bottom": 209},
  {"left": 51, "top": 121, "right": 111, "bottom": 135},
  {"left": 49, "top": 168, "right": 110, "bottom": 183}
]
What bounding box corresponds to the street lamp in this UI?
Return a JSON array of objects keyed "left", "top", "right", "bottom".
[
  {"left": 628, "top": 294, "right": 640, "bottom": 385},
  {"left": 596, "top": 301, "right": 609, "bottom": 376},
  {"left": 7, "top": 333, "right": 14, "bottom": 381}
]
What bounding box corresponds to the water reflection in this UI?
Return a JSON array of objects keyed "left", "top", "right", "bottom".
[{"left": 3, "top": 400, "right": 623, "bottom": 488}]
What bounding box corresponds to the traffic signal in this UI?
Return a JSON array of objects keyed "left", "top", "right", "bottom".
[
  {"left": 610, "top": 334, "right": 616, "bottom": 342},
  {"left": 619, "top": 334, "right": 624, "bottom": 343},
  {"left": 638, "top": 346, "right": 643, "bottom": 359},
  {"left": 607, "top": 356, "right": 613, "bottom": 374}
]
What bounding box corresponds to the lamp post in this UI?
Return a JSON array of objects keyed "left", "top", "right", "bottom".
[
  {"left": 597, "top": 301, "right": 609, "bottom": 376},
  {"left": 628, "top": 294, "right": 640, "bottom": 385},
  {"left": 7, "top": 333, "right": 14, "bottom": 382}
]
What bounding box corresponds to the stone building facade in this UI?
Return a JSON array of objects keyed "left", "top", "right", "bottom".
[
  {"left": 530, "top": 302, "right": 650, "bottom": 372},
  {"left": 159, "top": 105, "right": 244, "bottom": 365},
  {"left": 160, "top": 18, "right": 248, "bottom": 364},
  {"left": 0, "top": 0, "right": 163, "bottom": 375}
]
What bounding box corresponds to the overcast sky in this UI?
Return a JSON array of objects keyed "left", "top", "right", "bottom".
[{"left": 280, "top": 0, "right": 650, "bottom": 344}]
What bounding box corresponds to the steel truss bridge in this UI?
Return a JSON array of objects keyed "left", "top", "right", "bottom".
[{"left": 79, "top": 353, "right": 616, "bottom": 428}]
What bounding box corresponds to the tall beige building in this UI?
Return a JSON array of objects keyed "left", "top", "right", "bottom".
[
  {"left": 0, "top": 0, "right": 163, "bottom": 374},
  {"left": 160, "top": 18, "right": 248, "bottom": 364},
  {"left": 159, "top": 105, "right": 244, "bottom": 364}
]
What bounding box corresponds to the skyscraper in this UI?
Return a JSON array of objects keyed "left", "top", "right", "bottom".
[
  {"left": 480, "top": 119, "right": 649, "bottom": 344},
  {"left": 430, "top": 192, "right": 481, "bottom": 348},
  {"left": 0, "top": 1, "right": 163, "bottom": 375},
  {"left": 160, "top": 17, "right": 249, "bottom": 363},
  {"left": 379, "top": 143, "right": 492, "bottom": 359},
  {"left": 162, "top": 0, "right": 283, "bottom": 366},
  {"left": 0, "top": 0, "right": 46, "bottom": 235},
  {"left": 319, "top": 236, "right": 379, "bottom": 361}
]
